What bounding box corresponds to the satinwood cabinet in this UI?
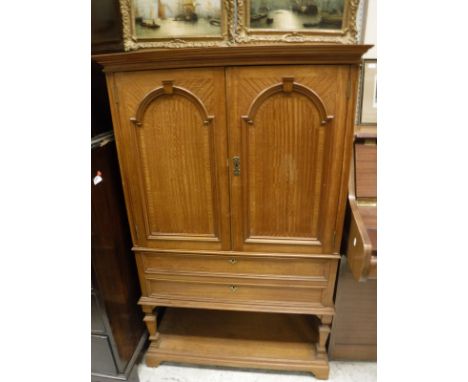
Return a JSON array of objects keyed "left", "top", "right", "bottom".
[{"left": 95, "top": 45, "right": 370, "bottom": 380}]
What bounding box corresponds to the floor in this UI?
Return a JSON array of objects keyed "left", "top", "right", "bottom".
[{"left": 137, "top": 361, "right": 377, "bottom": 382}]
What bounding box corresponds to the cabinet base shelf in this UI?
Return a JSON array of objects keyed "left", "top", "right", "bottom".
[{"left": 145, "top": 307, "right": 329, "bottom": 380}]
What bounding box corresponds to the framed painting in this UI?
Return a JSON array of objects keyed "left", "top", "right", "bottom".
[
  {"left": 358, "top": 59, "right": 377, "bottom": 125},
  {"left": 235, "top": 0, "right": 360, "bottom": 44},
  {"left": 120, "top": 0, "right": 232, "bottom": 50}
]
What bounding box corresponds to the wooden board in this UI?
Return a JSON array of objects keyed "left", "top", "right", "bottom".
[
  {"left": 357, "top": 205, "right": 377, "bottom": 253},
  {"left": 146, "top": 307, "right": 330, "bottom": 379},
  {"left": 355, "top": 143, "right": 377, "bottom": 198},
  {"left": 346, "top": 138, "right": 377, "bottom": 281}
]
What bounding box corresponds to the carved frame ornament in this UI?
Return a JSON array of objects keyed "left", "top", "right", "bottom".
[
  {"left": 120, "top": 0, "right": 234, "bottom": 51},
  {"left": 236, "top": 0, "right": 360, "bottom": 45}
]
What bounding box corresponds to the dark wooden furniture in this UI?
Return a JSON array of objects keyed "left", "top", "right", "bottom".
[
  {"left": 91, "top": 0, "right": 124, "bottom": 53},
  {"left": 328, "top": 133, "right": 377, "bottom": 360},
  {"left": 328, "top": 258, "right": 377, "bottom": 360},
  {"left": 91, "top": 132, "right": 146, "bottom": 382},
  {"left": 94, "top": 45, "right": 371, "bottom": 379},
  {"left": 346, "top": 136, "right": 377, "bottom": 281}
]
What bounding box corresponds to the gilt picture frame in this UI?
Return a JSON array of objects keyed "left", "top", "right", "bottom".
[
  {"left": 235, "top": 0, "right": 359, "bottom": 44},
  {"left": 358, "top": 59, "right": 377, "bottom": 125},
  {"left": 120, "top": 0, "right": 233, "bottom": 50}
]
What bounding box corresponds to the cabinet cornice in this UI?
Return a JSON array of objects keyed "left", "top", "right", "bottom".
[{"left": 93, "top": 45, "right": 372, "bottom": 72}]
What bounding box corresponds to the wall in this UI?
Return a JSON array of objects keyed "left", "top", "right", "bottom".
[{"left": 363, "top": 0, "right": 376, "bottom": 59}]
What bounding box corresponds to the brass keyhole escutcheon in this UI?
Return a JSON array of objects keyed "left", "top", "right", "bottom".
[
  {"left": 230, "top": 285, "right": 238, "bottom": 292},
  {"left": 232, "top": 156, "right": 240, "bottom": 176},
  {"left": 228, "top": 258, "right": 237, "bottom": 264}
]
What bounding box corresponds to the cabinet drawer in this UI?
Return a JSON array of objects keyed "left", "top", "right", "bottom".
[
  {"left": 140, "top": 251, "right": 330, "bottom": 280},
  {"left": 146, "top": 275, "right": 323, "bottom": 305}
]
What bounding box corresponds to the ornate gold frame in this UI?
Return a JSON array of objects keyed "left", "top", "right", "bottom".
[
  {"left": 120, "top": 0, "right": 234, "bottom": 50},
  {"left": 357, "top": 58, "right": 377, "bottom": 125},
  {"left": 235, "top": 0, "right": 359, "bottom": 44}
]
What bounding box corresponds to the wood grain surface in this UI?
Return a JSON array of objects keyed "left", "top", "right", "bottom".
[
  {"left": 109, "top": 68, "right": 231, "bottom": 250},
  {"left": 355, "top": 143, "right": 377, "bottom": 198},
  {"left": 227, "top": 65, "right": 354, "bottom": 254}
]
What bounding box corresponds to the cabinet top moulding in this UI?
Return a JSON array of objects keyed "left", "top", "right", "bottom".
[{"left": 93, "top": 45, "right": 372, "bottom": 73}]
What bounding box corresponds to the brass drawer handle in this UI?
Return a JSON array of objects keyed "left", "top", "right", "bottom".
[
  {"left": 230, "top": 285, "right": 238, "bottom": 292},
  {"left": 228, "top": 258, "right": 237, "bottom": 264}
]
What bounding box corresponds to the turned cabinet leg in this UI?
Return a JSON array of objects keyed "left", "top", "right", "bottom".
[
  {"left": 142, "top": 305, "right": 158, "bottom": 340},
  {"left": 315, "top": 315, "right": 332, "bottom": 359},
  {"left": 141, "top": 305, "right": 162, "bottom": 368}
]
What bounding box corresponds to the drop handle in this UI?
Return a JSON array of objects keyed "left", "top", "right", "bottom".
[
  {"left": 229, "top": 285, "right": 238, "bottom": 292},
  {"left": 228, "top": 258, "right": 237, "bottom": 264}
]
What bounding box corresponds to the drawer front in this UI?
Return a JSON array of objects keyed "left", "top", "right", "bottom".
[
  {"left": 140, "top": 251, "right": 330, "bottom": 280},
  {"left": 146, "top": 276, "right": 323, "bottom": 304}
]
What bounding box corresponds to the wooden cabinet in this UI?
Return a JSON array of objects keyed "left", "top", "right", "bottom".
[
  {"left": 95, "top": 45, "right": 370, "bottom": 380},
  {"left": 346, "top": 138, "right": 377, "bottom": 281},
  {"left": 91, "top": 133, "right": 146, "bottom": 382}
]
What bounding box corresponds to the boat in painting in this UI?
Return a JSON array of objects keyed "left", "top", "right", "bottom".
[
  {"left": 249, "top": 0, "right": 344, "bottom": 30},
  {"left": 174, "top": 0, "right": 198, "bottom": 22},
  {"left": 133, "top": 0, "right": 223, "bottom": 38}
]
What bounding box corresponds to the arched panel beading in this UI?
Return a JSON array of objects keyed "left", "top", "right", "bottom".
[
  {"left": 241, "top": 77, "right": 334, "bottom": 126},
  {"left": 130, "top": 80, "right": 214, "bottom": 127}
]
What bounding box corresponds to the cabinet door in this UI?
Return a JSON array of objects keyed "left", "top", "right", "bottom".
[
  {"left": 109, "top": 68, "right": 231, "bottom": 250},
  {"left": 227, "top": 66, "right": 354, "bottom": 254}
]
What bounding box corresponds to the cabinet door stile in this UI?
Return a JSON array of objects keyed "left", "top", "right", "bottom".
[
  {"left": 225, "top": 68, "right": 243, "bottom": 251},
  {"left": 106, "top": 72, "right": 146, "bottom": 246},
  {"left": 332, "top": 65, "right": 362, "bottom": 254},
  {"left": 321, "top": 66, "right": 354, "bottom": 253}
]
